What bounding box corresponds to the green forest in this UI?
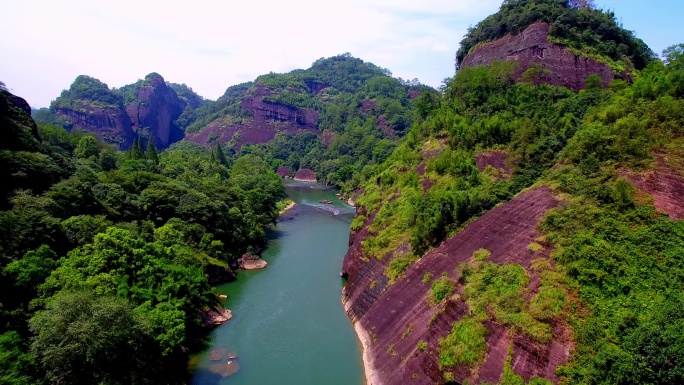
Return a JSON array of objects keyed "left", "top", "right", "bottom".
[
  {"left": 186, "top": 54, "right": 432, "bottom": 189},
  {"left": 2, "top": 0, "right": 684, "bottom": 383},
  {"left": 0, "top": 89, "right": 284, "bottom": 384}
]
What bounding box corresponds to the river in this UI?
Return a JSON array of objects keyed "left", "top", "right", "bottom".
[{"left": 190, "top": 181, "right": 365, "bottom": 385}]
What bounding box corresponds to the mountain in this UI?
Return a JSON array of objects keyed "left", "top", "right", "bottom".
[
  {"left": 35, "top": 73, "right": 206, "bottom": 150},
  {"left": 36, "top": 55, "right": 429, "bottom": 187},
  {"left": 341, "top": 1, "right": 684, "bottom": 384},
  {"left": 182, "top": 53, "right": 429, "bottom": 186},
  {"left": 456, "top": 0, "right": 654, "bottom": 82}
]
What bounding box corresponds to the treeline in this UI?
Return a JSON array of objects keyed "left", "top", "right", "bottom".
[
  {"left": 0, "top": 89, "right": 284, "bottom": 384},
  {"left": 352, "top": 41, "right": 684, "bottom": 383}
]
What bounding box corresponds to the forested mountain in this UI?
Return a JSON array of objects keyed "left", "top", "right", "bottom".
[
  {"left": 34, "top": 54, "right": 430, "bottom": 189},
  {"left": 341, "top": 1, "right": 684, "bottom": 384},
  {"left": 183, "top": 53, "right": 431, "bottom": 188},
  {"left": 0, "top": 88, "right": 284, "bottom": 384},
  {"left": 33, "top": 73, "right": 207, "bottom": 150}
]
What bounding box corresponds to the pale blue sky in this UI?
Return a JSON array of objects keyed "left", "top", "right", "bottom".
[{"left": 1, "top": 0, "right": 682, "bottom": 108}]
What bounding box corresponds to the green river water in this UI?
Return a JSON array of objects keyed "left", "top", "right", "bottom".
[{"left": 191, "top": 181, "right": 365, "bottom": 385}]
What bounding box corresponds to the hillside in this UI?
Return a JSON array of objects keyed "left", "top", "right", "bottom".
[
  {"left": 183, "top": 53, "right": 430, "bottom": 187},
  {"left": 342, "top": 1, "right": 684, "bottom": 384}
]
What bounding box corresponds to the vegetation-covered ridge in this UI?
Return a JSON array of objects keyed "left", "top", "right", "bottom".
[
  {"left": 184, "top": 53, "right": 433, "bottom": 189},
  {"left": 346, "top": 40, "right": 684, "bottom": 383},
  {"left": 0, "top": 88, "right": 285, "bottom": 384},
  {"left": 456, "top": 0, "right": 655, "bottom": 72}
]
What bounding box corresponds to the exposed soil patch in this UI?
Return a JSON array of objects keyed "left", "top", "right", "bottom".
[
  {"left": 377, "top": 115, "right": 396, "bottom": 138},
  {"left": 321, "top": 130, "right": 337, "bottom": 147},
  {"left": 421, "top": 178, "right": 436, "bottom": 193},
  {"left": 362, "top": 99, "right": 377, "bottom": 113},
  {"left": 622, "top": 155, "right": 684, "bottom": 220},
  {"left": 416, "top": 162, "right": 426, "bottom": 176},
  {"left": 476, "top": 150, "right": 512, "bottom": 179}
]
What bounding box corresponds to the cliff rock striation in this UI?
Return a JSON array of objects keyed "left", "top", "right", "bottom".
[
  {"left": 461, "top": 22, "right": 614, "bottom": 92},
  {"left": 342, "top": 187, "right": 568, "bottom": 384},
  {"left": 184, "top": 84, "right": 319, "bottom": 150},
  {"left": 123, "top": 73, "right": 186, "bottom": 149}
]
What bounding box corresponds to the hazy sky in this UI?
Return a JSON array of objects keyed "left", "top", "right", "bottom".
[{"left": 1, "top": 0, "right": 682, "bottom": 108}]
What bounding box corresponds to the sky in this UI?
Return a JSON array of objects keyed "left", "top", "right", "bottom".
[{"left": 1, "top": 0, "right": 683, "bottom": 108}]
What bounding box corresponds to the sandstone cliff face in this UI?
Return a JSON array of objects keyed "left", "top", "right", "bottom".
[
  {"left": 185, "top": 84, "right": 319, "bottom": 150},
  {"left": 342, "top": 187, "right": 571, "bottom": 384},
  {"left": 461, "top": 22, "right": 614, "bottom": 92},
  {"left": 55, "top": 103, "right": 134, "bottom": 150},
  {"left": 125, "top": 74, "right": 185, "bottom": 149}
]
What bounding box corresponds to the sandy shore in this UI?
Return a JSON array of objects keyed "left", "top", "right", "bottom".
[
  {"left": 353, "top": 319, "right": 381, "bottom": 385},
  {"left": 278, "top": 201, "right": 296, "bottom": 216}
]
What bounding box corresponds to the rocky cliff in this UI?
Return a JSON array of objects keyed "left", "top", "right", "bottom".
[
  {"left": 184, "top": 84, "right": 319, "bottom": 150},
  {"left": 461, "top": 22, "right": 614, "bottom": 91},
  {"left": 123, "top": 73, "right": 185, "bottom": 149},
  {"left": 0, "top": 90, "right": 41, "bottom": 151},
  {"left": 51, "top": 74, "right": 197, "bottom": 150},
  {"left": 54, "top": 103, "right": 135, "bottom": 150},
  {"left": 342, "top": 187, "right": 569, "bottom": 384}
]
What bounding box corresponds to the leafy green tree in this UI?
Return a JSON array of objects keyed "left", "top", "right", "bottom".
[
  {"left": 30, "top": 292, "right": 156, "bottom": 385},
  {"left": 146, "top": 139, "right": 159, "bottom": 164},
  {"left": 0, "top": 331, "right": 35, "bottom": 385},
  {"left": 74, "top": 136, "right": 100, "bottom": 160}
]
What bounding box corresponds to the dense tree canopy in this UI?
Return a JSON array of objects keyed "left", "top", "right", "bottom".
[{"left": 0, "top": 89, "right": 285, "bottom": 384}]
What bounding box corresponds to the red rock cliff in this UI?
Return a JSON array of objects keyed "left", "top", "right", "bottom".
[
  {"left": 185, "top": 84, "right": 319, "bottom": 150},
  {"left": 461, "top": 22, "right": 614, "bottom": 91},
  {"left": 55, "top": 103, "right": 134, "bottom": 150},
  {"left": 342, "top": 187, "right": 571, "bottom": 384},
  {"left": 125, "top": 74, "right": 185, "bottom": 149}
]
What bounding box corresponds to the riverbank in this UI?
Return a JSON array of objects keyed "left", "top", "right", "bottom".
[
  {"left": 279, "top": 201, "right": 296, "bottom": 215},
  {"left": 353, "top": 320, "right": 379, "bottom": 385}
]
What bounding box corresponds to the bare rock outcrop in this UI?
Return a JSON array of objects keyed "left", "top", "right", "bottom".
[
  {"left": 461, "top": 22, "right": 614, "bottom": 92},
  {"left": 342, "top": 187, "right": 569, "bottom": 384},
  {"left": 124, "top": 73, "right": 185, "bottom": 149},
  {"left": 54, "top": 103, "right": 134, "bottom": 150},
  {"left": 185, "top": 84, "right": 319, "bottom": 150},
  {"left": 294, "top": 168, "right": 317, "bottom": 183},
  {"left": 238, "top": 253, "right": 268, "bottom": 270},
  {"left": 276, "top": 166, "right": 291, "bottom": 178},
  {"left": 622, "top": 154, "right": 684, "bottom": 220},
  {"left": 202, "top": 307, "right": 233, "bottom": 327}
]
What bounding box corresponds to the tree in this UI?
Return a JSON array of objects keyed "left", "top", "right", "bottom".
[
  {"left": 74, "top": 136, "right": 99, "bottom": 160},
  {"left": 663, "top": 43, "right": 684, "bottom": 70},
  {"left": 569, "top": 0, "right": 595, "bottom": 9},
  {"left": 30, "top": 292, "right": 155, "bottom": 385},
  {"left": 215, "top": 141, "right": 228, "bottom": 166},
  {"left": 146, "top": 139, "right": 159, "bottom": 164}
]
